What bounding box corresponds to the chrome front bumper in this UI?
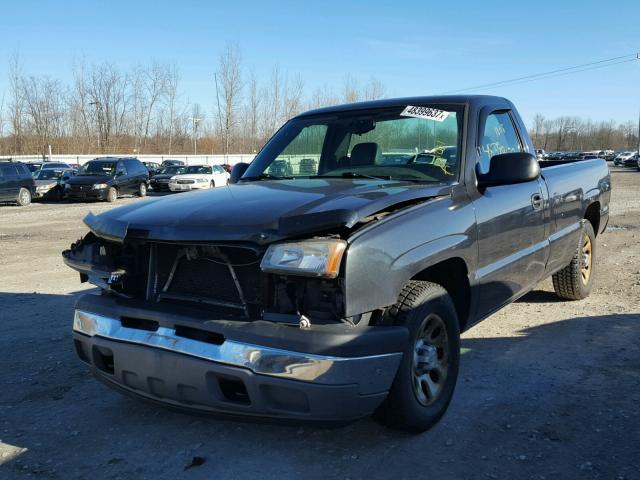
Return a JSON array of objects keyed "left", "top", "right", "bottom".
[{"left": 72, "top": 310, "right": 403, "bottom": 420}]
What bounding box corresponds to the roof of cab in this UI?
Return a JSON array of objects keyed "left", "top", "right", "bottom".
[{"left": 296, "top": 95, "right": 511, "bottom": 118}]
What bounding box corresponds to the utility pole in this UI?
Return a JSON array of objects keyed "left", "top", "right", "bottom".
[{"left": 191, "top": 117, "right": 201, "bottom": 155}]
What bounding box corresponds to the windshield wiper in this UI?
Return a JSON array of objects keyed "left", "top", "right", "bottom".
[
  {"left": 241, "top": 173, "right": 294, "bottom": 181},
  {"left": 317, "top": 172, "right": 392, "bottom": 181}
]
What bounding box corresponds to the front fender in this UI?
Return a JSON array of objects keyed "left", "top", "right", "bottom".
[{"left": 343, "top": 193, "right": 477, "bottom": 317}]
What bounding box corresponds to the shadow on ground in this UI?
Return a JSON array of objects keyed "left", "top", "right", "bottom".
[{"left": 0, "top": 290, "right": 638, "bottom": 480}]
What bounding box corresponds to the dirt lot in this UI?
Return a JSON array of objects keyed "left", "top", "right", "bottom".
[{"left": 1, "top": 169, "right": 639, "bottom": 480}]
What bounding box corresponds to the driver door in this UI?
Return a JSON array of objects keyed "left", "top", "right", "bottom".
[{"left": 472, "top": 111, "right": 549, "bottom": 318}]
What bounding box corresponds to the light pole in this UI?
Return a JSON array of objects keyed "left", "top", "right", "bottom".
[{"left": 191, "top": 117, "right": 201, "bottom": 155}]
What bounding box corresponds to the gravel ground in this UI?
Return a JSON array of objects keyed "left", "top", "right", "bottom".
[{"left": 1, "top": 168, "right": 639, "bottom": 480}]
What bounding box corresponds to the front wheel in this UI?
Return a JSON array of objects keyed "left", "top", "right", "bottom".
[
  {"left": 552, "top": 221, "right": 596, "bottom": 300},
  {"left": 16, "top": 187, "right": 32, "bottom": 206},
  {"left": 138, "top": 182, "right": 147, "bottom": 197},
  {"left": 210, "top": 180, "right": 216, "bottom": 189},
  {"left": 106, "top": 187, "right": 118, "bottom": 203},
  {"left": 375, "top": 281, "right": 460, "bottom": 433}
]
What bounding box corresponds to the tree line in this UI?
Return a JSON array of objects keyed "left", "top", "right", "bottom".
[
  {"left": 0, "top": 44, "right": 637, "bottom": 156},
  {"left": 530, "top": 114, "right": 639, "bottom": 152},
  {"left": 0, "top": 44, "right": 386, "bottom": 157}
]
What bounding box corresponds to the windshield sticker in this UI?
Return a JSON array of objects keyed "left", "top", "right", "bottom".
[{"left": 400, "top": 106, "right": 450, "bottom": 122}]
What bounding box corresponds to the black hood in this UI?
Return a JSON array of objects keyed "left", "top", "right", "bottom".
[
  {"left": 84, "top": 178, "right": 451, "bottom": 243},
  {"left": 150, "top": 174, "right": 175, "bottom": 181},
  {"left": 67, "top": 174, "right": 113, "bottom": 185}
]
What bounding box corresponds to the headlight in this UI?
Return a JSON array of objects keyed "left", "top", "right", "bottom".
[
  {"left": 260, "top": 239, "right": 347, "bottom": 278},
  {"left": 64, "top": 184, "right": 71, "bottom": 190},
  {"left": 36, "top": 184, "right": 53, "bottom": 192},
  {"left": 92, "top": 183, "right": 108, "bottom": 190}
]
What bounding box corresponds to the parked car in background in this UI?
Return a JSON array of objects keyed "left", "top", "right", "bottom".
[
  {"left": 614, "top": 151, "right": 636, "bottom": 166},
  {"left": 142, "top": 161, "right": 161, "bottom": 176},
  {"left": 221, "top": 163, "right": 232, "bottom": 173},
  {"left": 33, "top": 168, "right": 74, "bottom": 200},
  {"left": 39, "top": 162, "right": 72, "bottom": 173},
  {"left": 0, "top": 160, "right": 35, "bottom": 206},
  {"left": 535, "top": 149, "right": 546, "bottom": 159},
  {"left": 149, "top": 165, "right": 186, "bottom": 192},
  {"left": 623, "top": 152, "right": 639, "bottom": 168},
  {"left": 168, "top": 164, "right": 229, "bottom": 192},
  {"left": 298, "top": 158, "right": 318, "bottom": 175},
  {"left": 66, "top": 157, "right": 149, "bottom": 202},
  {"left": 161, "top": 159, "right": 185, "bottom": 167},
  {"left": 25, "top": 162, "right": 44, "bottom": 173}
]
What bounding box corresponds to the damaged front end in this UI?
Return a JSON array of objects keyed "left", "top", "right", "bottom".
[{"left": 63, "top": 233, "right": 349, "bottom": 326}]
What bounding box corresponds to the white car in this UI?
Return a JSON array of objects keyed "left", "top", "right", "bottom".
[
  {"left": 614, "top": 151, "right": 636, "bottom": 167},
  {"left": 168, "top": 165, "right": 229, "bottom": 192}
]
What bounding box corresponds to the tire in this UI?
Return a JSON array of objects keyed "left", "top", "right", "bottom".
[
  {"left": 552, "top": 221, "right": 596, "bottom": 300},
  {"left": 210, "top": 180, "right": 216, "bottom": 189},
  {"left": 376, "top": 281, "right": 460, "bottom": 433},
  {"left": 106, "top": 187, "right": 118, "bottom": 203},
  {"left": 16, "top": 187, "right": 32, "bottom": 206},
  {"left": 138, "top": 182, "right": 147, "bottom": 197}
]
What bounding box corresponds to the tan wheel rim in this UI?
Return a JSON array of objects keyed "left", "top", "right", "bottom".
[{"left": 581, "top": 235, "right": 592, "bottom": 285}]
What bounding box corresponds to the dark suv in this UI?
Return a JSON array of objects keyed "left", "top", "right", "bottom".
[
  {"left": 0, "top": 160, "right": 35, "bottom": 206},
  {"left": 65, "top": 157, "right": 149, "bottom": 202}
]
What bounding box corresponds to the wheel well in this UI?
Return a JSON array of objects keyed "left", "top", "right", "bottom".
[
  {"left": 411, "top": 258, "right": 471, "bottom": 331},
  {"left": 584, "top": 202, "right": 600, "bottom": 236}
]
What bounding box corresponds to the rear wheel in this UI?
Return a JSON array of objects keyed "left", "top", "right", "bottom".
[
  {"left": 375, "top": 281, "right": 460, "bottom": 433},
  {"left": 138, "top": 182, "right": 147, "bottom": 197},
  {"left": 210, "top": 180, "right": 216, "bottom": 188},
  {"left": 16, "top": 187, "right": 32, "bottom": 206},
  {"left": 107, "top": 187, "right": 118, "bottom": 203},
  {"left": 552, "top": 221, "right": 596, "bottom": 300}
]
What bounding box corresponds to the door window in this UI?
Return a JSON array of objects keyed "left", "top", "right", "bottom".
[
  {"left": 0, "top": 164, "right": 18, "bottom": 178},
  {"left": 478, "top": 112, "right": 522, "bottom": 174}
]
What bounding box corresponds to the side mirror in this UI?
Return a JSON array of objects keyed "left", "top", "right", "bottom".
[
  {"left": 229, "top": 162, "right": 250, "bottom": 184},
  {"left": 476, "top": 152, "right": 540, "bottom": 189}
]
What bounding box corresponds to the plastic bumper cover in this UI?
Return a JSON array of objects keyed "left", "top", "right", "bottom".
[{"left": 72, "top": 308, "right": 404, "bottom": 421}]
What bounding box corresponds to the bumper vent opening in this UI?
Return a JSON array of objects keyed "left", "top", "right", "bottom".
[
  {"left": 74, "top": 339, "right": 90, "bottom": 364},
  {"left": 92, "top": 346, "right": 115, "bottom": 375},
  {"left": 218, "top": 376, "right": 250, "bottom": 405},
  {"left": 121, "top": 316, "right": 159, "bottom": 332},
  {"left": 175, "top": 325, "right": 225, "bottom": 345}
]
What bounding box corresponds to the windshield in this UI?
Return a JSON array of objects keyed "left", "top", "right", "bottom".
[
  {"left": 243, "top": 104, "right": 463, "bottom": 183},
  {"left": 159, "top": 166, "right": 185, "bottom": 175},
  {"left": 78, "top": 161, "right": 116, "bottom": 176},
  {"left": 182, "top": 165, "right": 212, "bottom": 174},
  {"left": 36, "top": 169, "right": 65, "bottom": 180}
]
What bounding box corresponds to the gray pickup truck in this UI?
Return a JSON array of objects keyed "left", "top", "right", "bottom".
[{"left": 64, "top": 95, "right": 610, "bottom": 432}]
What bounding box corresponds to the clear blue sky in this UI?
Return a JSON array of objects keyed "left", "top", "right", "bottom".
[{"left": 1, "top": 0, "right": 639, "bottom": 125}]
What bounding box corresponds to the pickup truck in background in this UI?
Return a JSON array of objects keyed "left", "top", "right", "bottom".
[{"left": 63, "top": 95, "right": 610, "bottom": 433}]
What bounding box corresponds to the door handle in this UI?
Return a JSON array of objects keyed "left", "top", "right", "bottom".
[{"left": 531, "top": 193, "right": 543, "bottom": 210}]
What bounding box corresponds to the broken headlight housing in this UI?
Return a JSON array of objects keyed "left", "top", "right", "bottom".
[{"left": 260, "top": 239, "right": 347, "bottom": 279}]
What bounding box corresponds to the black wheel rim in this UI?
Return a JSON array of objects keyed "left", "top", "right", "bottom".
[{"left": 412, "top": 313, "right": 449, "bottom": 406}]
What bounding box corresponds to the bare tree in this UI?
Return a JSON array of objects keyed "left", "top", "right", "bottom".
[
  {"left": 8, "top": 51, "right": 25, "bottom": 154},
  {"left": 215, "top": 43, "right": 242, "bottom": 156}
]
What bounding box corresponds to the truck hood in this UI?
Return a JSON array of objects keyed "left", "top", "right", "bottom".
[{"left": 84, "top": 178, "right": 451, "bottom": 243}]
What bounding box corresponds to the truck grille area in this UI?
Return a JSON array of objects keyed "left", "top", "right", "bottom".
[{"left": 150, "top": 243, "right": 264, "bottom": 318}]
